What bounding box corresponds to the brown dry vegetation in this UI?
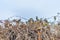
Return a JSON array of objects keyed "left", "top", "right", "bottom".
[{"left": 0, "top": 17, "right": 60, "bottom": 40}]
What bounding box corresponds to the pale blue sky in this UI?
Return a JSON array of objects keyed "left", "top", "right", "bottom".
[{"left": 0, "top": 0, "right": 60, "bottom": 21}]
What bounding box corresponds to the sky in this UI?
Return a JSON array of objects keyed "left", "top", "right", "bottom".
[{"left": 0, "top": 0, "right": 60, "bottom": 21}]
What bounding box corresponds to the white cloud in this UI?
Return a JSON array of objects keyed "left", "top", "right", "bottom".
[
  {"left": 0, "top": 10, "right": 16, "bottom": 20},
  {"left": 0, "top": 0, "right": 60, "bottom": 20}
]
